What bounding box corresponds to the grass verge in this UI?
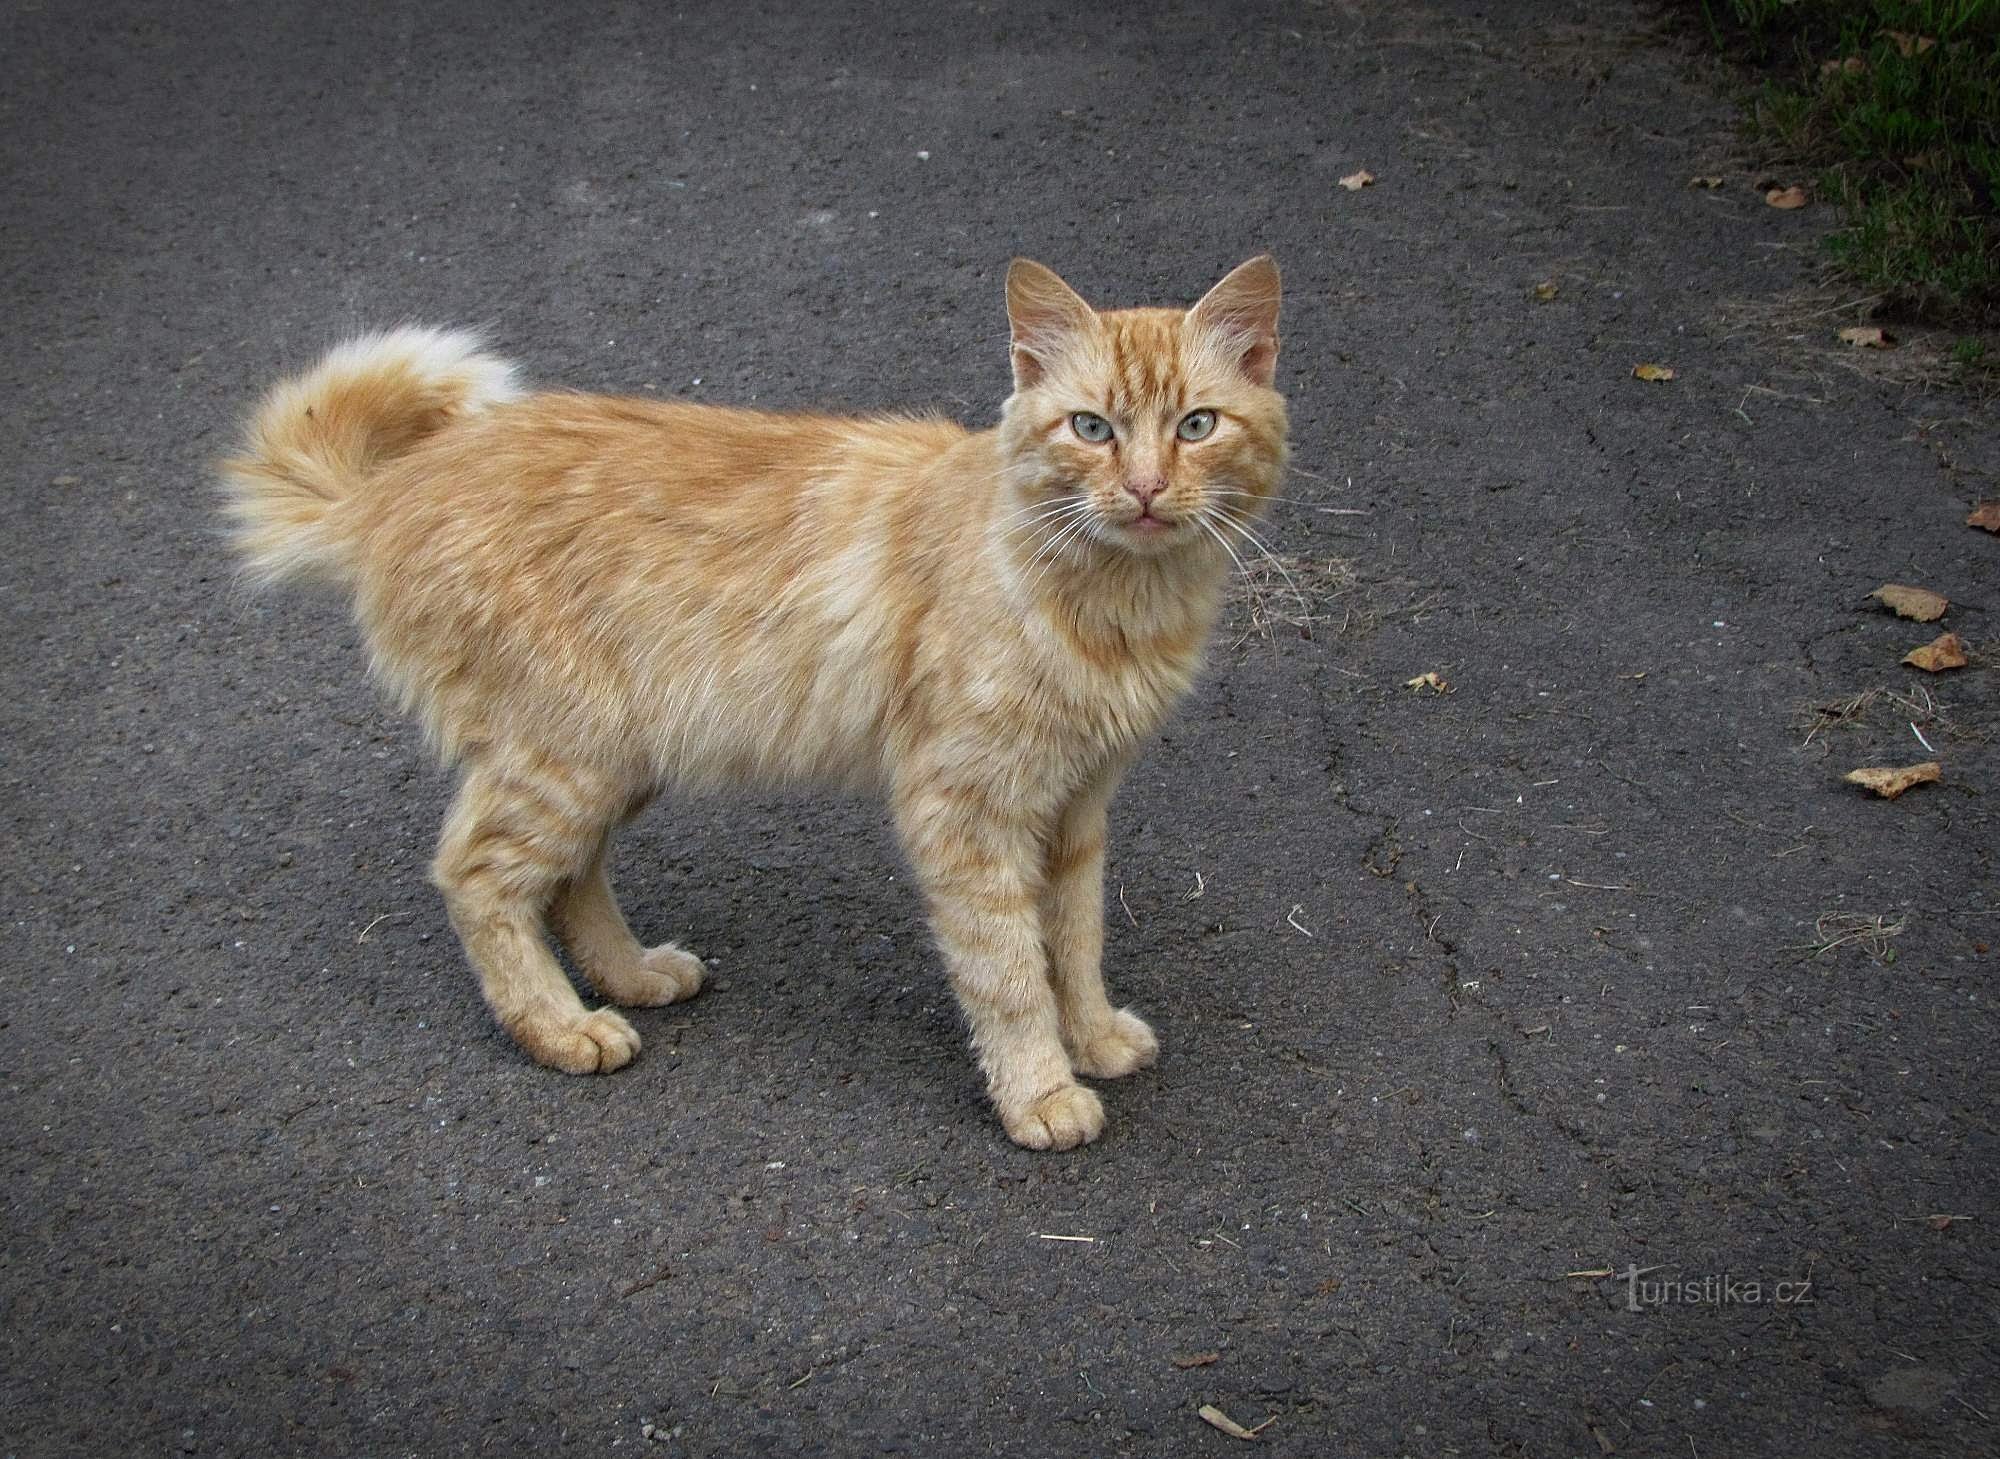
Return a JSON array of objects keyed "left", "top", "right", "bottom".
[{"left": 1694, "top": 0, "right": 2000, "bottom": 328}]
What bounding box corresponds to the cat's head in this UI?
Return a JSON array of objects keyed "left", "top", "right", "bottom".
[{"left": 997, "top": 256, "right": 1289, "bottom": 564}]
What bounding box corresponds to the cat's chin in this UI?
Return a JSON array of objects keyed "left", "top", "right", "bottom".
[{"left": 1106, "top": 515, "right": 1198, "bottom": 557}]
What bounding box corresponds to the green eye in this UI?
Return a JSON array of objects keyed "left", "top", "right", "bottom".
[
  {"left": 1177, "top": 410, "right": 1216, "bottom": 442},
  {"left": 1071, "top": 412, "right": 1113, "bottom": 443}
]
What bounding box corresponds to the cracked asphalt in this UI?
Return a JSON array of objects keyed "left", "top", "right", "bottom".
[{"left": 4, "top": 1, "right": 1996, "bottom": 1455}]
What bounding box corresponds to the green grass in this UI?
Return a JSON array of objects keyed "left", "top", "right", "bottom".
[{"left": 1697, "top": 0, "right": 2000, "bottom": 325}]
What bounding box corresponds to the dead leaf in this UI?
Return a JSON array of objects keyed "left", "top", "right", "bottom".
[
  {"left": 1533, "top": 280, "right": 1559, "bottom": 301},
  {"left": 1173, "top": 1352, "right": 1220, "bottom": 1370},
  {"left": 1868, "top": 583, "right": 1948, "bottom": 622},
  {"left": 1903, "top": 632, "right": 1968, "bottom": 672},
  {"left": 1844, "top": 762, "right": 1941, "bottom": 800},
  {"left": 1765, "top": 185, "right": 1809, "bottom": 210},
  {"left": 1197, "top": 1405, "right": 1273, "bottom": 1441},
  {"left": 1405, "top": 671, "right": 1452, "bottom": 694},
  {"left": 1689, "top": 175, "right": 1724, "bottom": 189},
  {"left": 1882, "top": 30, "right": 1935, "bottom": 57},
  {"left": 1837, "top": 326, "right": 1896, "bottom": 348},
  {"left": 1632, "top": 363, "right": 1675, "bottom": 382},
  {"left": 1338, "top": 169, "right": 1375, "bottom": 191},
  {"left": 1967, "top": 501, "right": 2000, "bottom": 533}
]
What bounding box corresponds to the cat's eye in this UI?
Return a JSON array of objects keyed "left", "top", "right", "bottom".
[
  {"left": 1070, "top": 412, "right": 1114, "bottom": 444},
  {"left": 1177, "top": 410, "right": 1217, "bottom": 442}
]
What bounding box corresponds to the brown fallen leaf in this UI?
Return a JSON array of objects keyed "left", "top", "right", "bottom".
[
  {"left": 1172, "top": 1352, "right": 1220, "bottom": 1370},
  {"left": 1883, "top": 30, "right": 1935, "bottom": 57},
  {"left": 1632, "top": 363, "right": 1675, "bottom": 382},
  {"left": 1338, "top": 169, "right": 1375, "bottom": 191},
  {"left": 1903, "top": 632, "right": 1968, "bottom": 672},
  {"left": 1844, "top": 762, "right": 1941, "bottom": 800},
  {"left": 1765, "top": 185, "right": 1809, "bottom": 210},
  {"left": 1837, "top": 325, "right": 1896, "bottom": 348},
  {"left": 1197, "top": 1404, "right": 1274, "bottom": 1440},
  {"left": 1405, "top": 671, "right": 1452, "bottom": 694},
  {"left": 1533, "top": 280, "right": 1559, "bottom": 301},
  {"left": 1968, "top": 501, "right": 2000, "bottom": 533},
  {"left": 1868, "top": 583, "right": 1948, "bottom": 622},
  {"left": 1689, "top": 174, "right": 1724, "bottom": 189}
]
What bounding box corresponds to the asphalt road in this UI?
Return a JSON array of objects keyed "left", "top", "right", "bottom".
[{"left": 4, "top": 1, "right": 1996, "bottom": 1455}]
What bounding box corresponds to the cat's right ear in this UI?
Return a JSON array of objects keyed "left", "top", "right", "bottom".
[{"left": 1006, "top": 259, "right": 1096, "bottom": 391}]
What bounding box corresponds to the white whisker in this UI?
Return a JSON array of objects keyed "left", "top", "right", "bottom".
[
  {"left": 1000, "top": 495, "right": 1091, "bottom": 531},
  {"left": 1026, "top": 510, "right": 1103, "bottom": 592},
  {"left": 1211, "top": 489, "right": 1351, "bottom": 511},
  {"left": 1207, "top": 505, "right": 1311, "bottom": 621},
  {"left": 1027, "top": 506, "right": 1099, "bottom": 573},
  {"left": 1012, "top": 500, "right": 1094, "bottom": 561},
  {"left": 1193, "top": 511, "right": 1251, "bottom": 578}
]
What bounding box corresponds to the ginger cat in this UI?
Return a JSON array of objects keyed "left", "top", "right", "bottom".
[{"left": 221, "top": 257, "right": 1287, "bottom": 1149}]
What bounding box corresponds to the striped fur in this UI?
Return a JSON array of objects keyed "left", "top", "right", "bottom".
[{"left": 219, "top": 257, "right": 1288, "bottom": 1150}]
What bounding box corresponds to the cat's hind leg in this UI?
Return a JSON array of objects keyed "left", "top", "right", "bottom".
[
  {"left": 552, "top": 830, "right": 706, "bottom": 1008},
  {"left": 431, "top": 752, "right": 641, "bottom": 1074}
]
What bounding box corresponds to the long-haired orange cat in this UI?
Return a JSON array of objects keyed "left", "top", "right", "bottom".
[{"left": 222, "top": 257, "right": 1287, "bottom": 1149}]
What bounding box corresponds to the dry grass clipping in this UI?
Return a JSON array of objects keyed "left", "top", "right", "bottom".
[
  {"left": 1223, "top": 551, "right": 1359, "bottom": 641},
  {"left": 1796, "top": 685, "right": 1978, "bottom": 748},
  {"left": 1799, "top": 911, "right": 1908, "bottom": 963},
  {"left": 1714, "top": 285, "right": 1999, "bottom": 401}
]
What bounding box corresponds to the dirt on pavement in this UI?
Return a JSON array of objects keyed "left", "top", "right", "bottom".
[{"left": 3, "top": 2, "right": 1995, "bottom": 1455}]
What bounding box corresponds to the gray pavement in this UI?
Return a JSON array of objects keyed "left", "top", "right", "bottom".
[{"left": 4, "top": 1, "right": 1995, "bottom": 1455}]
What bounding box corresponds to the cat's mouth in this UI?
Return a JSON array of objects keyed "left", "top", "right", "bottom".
[{"left": 1111, "top": 504, "right": 1192, "bottom": 546}]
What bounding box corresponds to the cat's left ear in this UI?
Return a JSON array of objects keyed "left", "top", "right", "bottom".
[
  {"left": 1007, "top": 259, "right": 1097, "bottom": 391},
  {"left": 1189, "top": 255, "right": 1282, "bottom": 387}
]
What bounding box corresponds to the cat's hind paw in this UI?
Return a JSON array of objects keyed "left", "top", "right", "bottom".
[
  {"left": 1002, "top": 1082, "right": 1106, "bottom": 1151},
  {"left": 1069, "top": 1007, "right": 1159, "bottom": 1080},
  {"left": 510, "top": 1005, "right": 641, "bottom": 1074}
]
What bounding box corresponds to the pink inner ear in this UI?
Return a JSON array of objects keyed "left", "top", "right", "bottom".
[
  {"left": 1007, "top": 261, "right": 1096, "bottom": 390},
  {"left": 1235, "top": 332, "right": 1279, "bottom": 388},
  {"left": 1010, "top": 344, "right": 1048, "bottom": 390},
  {"left": 1189, "top": 258, "right": 1281, "bottom": 387}
]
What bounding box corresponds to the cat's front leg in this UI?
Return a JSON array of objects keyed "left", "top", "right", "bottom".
[
  {"left": 1043, "top": 763, "right": 1159, "bottom": 1079},
  {"left": 893, "top": 782, "right": 1103, "bottom": 1150}
]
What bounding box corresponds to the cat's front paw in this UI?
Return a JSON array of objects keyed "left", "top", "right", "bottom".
[
  {"left": 626, "top": 943, "right": 706, "bottom": 1005},
  {"left": 1001, "top": 1082, "right": 1106, "bottom": 1151},
  {"left": 509, "top": 1004, "right": 641, "bottom": 1074},
  {"left": 1069, "top": 1007, "right": 1159, "bottom": 1079}
]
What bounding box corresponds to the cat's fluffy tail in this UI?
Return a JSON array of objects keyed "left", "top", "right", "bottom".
[{"left": 220, "top": 327, "right": 524, "bottom": 585}]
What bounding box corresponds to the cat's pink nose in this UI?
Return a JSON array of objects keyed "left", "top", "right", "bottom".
[{"left": 1127, "top": 478, "right": 1167, "bottom": 507}]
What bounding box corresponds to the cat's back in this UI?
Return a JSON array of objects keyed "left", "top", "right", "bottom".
[{"left": 378, "top": 390, "right": 967, "bottom": 519}]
